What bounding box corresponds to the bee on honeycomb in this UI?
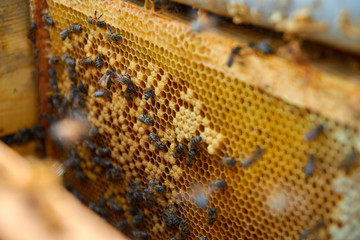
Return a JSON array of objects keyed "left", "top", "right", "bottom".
[
  {"left": 107, "top": 26, "right": 121, "bottom": 42},
  {"left": 115, "top": 220, "right": 129, "bottom": 231},
  {"left": 144, "top": 87, "right": 155, "bottom": 100},
  {"left": 173, "top": 144, "right": 186, "bottom": 159},
  {"left": 210, "top": 180, "right": 227, "bottom": 191},
  {"left": 86, "top": 10, "right": 106, "bottom": 28},
  {"left": 206, "top": 207, "right": 217, "bottom": 225},
  {"left": 106, "top": 166, "right": 122, "bottom": 182},
  {"left": 132, "top": 229, "right": 149, "bottom": 239},
  {"left": 304, "top": 124, "right": 324, "bottom": 141},
  {"left": 221, "top": 154, "right": 237, "bottom": 167},
  {"left": 93, "top": 88, "right": 110, "bottom": 98},
  {"left": 305, "top": 154, "right": 316, "bottom": 178},
  {"left": 227, "top": 46, "right": 241, "bottom": 67},
  {"left": 189, "top": 136, "right": 202, "bottom": 150},
  {"left": 60, "top": 23, "right": 82, "bottom": 40},
  {"left": 99, "top": 68, "right": 120, "bottom": 88},
  {"left": 78, "top": 58, "right": 94, "bottom": 66},
  {"left": 95, "top": 54, "right": 103, "bottom": 68},
  {"left": 241, "top": 147, "right": 263, "bottom": 167},
  {"left": 96, "top": 147, "right": 110, "bottom": 157},
  {"left": 138, "top": 113, "right": 154, "bottom": 125},
  {"left": 125, "top": 84, "right": 135, "bottom": 101},
  {"left": 131, "top": 214, "right": 144, "bottom": 227},
  {"left": 149, "top": 132, "right": 166, "bottom": 151},
  {"left": 43, "top": 14, "right": 54, "bottom": 26}
]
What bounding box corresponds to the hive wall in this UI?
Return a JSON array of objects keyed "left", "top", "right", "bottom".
[{"left": 44, "top": 0, "right": 360, "bottom": 239}]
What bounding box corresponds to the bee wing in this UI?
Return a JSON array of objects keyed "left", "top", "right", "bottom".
[
  {"left": 105, "top": 74, "right": 111, "bottom": 86},
  {"left": 115, "top": 73, "right": 123, "bottom": 82},
  {"left": 98, "top": 73, "right": 106, "bottom": 84},
  {"left": 60, "top": 29, "right": 68, "bottom": 40}
]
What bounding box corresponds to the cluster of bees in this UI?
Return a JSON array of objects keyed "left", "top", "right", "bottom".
[
  {"left": 20, "top": 6, "right": 360, "bottom": 240},
  {"left": 0, "top": 124, "right": 44, "bottom": 147}
]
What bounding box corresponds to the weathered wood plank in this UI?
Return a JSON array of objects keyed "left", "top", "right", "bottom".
[{"left": 0, "top": 0, "right": 38, "bottom": 137}]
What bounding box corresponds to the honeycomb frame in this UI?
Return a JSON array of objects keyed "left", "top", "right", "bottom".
[{"left": 39, "top": 0, "right": 360, "bottom": 239}]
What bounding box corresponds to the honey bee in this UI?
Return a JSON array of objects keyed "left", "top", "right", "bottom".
[
  {"left": 304, "top": 124, "right": 324, "bottom": 141},
  {"left": 148, "top": 178, "right": 158, "bottom": 189},
  {"left": 206, "top": 207, "right": 217, "bottom": 225},
  {"left": 143, "top": 188, "right": 155, "bottom": 207},
  {"left": 94, "top": 88, "right": 110, "bottom": 98},
  {"left": 49, "top": 56, "right": 59, "bottom": 65},
  {"left": 210, "top": 180, "right": 227, "bottom": 191},
  {"left": 125, "top": 85, "right": 135, "bottom": 101},
  {"left": 227, "top": 46, "right": 241, "bottom": 67},
  {"left": 305, "top": 154, "right": 316, "bottom": 178},
  {"left": 49, "top": 67, "right": 58, "bottom": 92},
  {"left": 90, "top": 199, "right": 108, "bottom": 217},
  {"left": 119, "top": 68, "right": 132, "bottom": 85},
  {"left": 64, "top": 149, "right": 81, "bottom": 169},
  {"left": 115, "top": 220, "right": 128, "bottom": 231},
  {"left": 71, "top": 190, "right": 84, "bottom": 202},
  {"left": 99, "top": 68, "right": 121, "bottom": 88},
  {"left": 179, "top": 220, "right": 189, "bottom": 239},
  {"left": 144, "top": 87, "right": 155, "bottom": 100},
  {"left": 107, "top": 26, "right": 121, "bottom": 42},
  {"left": 78, "top": 58, "right": 94, "bottom": 66},
  {"left": 186, "top": 149, "right": 197, "bottom": 167},
  {"left": 60, "top": 23, "right": 82, "bottom": 41},
  {"left": 189, "top": 136, "right": 202, "bottom": 150},
  {"left": 88, "top": 202, "right": 101, "bottom": 215},
  {"left": 99, "top": 197, "right": 106, "bottom": 207},
  {"left": 148, "top": 178, "right": 165, "bottom": 193},
  {"left": 82, "top": 139, "right": 96, "bottom": 151},
  {"left": 28, "top": 23, "right": 36, "bottom": 43},
  {"left": 241, "top": 147, "right": 263, "bottom": 167},
  {"left": 100, "top": 159, "right": 113, "bottom": 168},
  {"left": 163, "top": 206, "right": 181, "bottom": 229},
  {"left": 257, "top": 41, "right": 273, "bottom": 54},
  {"left": 132, "top": 230, "right": 149, "bottom": 239},
  {"left": 138, "top": 113, "right": 154, "bottom": 125},
  {"left": 106, "top": 166, "right": 122, "bottom": 182},
  {"left": 221, "top": 154, "right": 236, "bottom": 166},
  {"left": 249, "top": 40, "right": 273, "bottom": 54},
  {"left": 131, "top": 214, "right": 144, "bottom": 226},
  {"left": 95, "top": 54, "right": 103, "bottom": 68},
  {"left": 61, "top": 54, "right": 76, "bottom": 66},
  {"left": 339, "top": 151, "right": 358, "bottom": 171},
  {"left": 69, "top": 84, "right": 85, "bottom": 107},
  {"left": 59, "top": 98, "right": 70, "bottom": 115},
  {"left": 149, "top": 132, "right": 166, "bottom": 151},
  {"left": 299, "top": 221, "right": 324, "bottom": 239},
  {"left": 65, "top": 66, "right": 77, "bottom": 82},
  {"left": 43, "top": 14, "right": 54, "bottom": 26},
  {"left": 86, "top": 10, "right": 106, "bottom": 28},
  {"left": 169, "top": 237, "right": 179, "bottom": 240},
  {"left": 173, "top": 144, "right": 186, "bottom": 159},
  {"left": 78, "top": 81, "right": 87, "bottom": 95},
  {"left": 89, "top": 127, "right": 99, "bottom": 138},
  {"left": 129, "top": 181, "right": 144, "bottom": 202},
  {"left": 199, "top": 237, "right": 207, "bottom": 240},
  {"left": 73, "top": 170, "right": 86, "bottom": 180},
  {"left": 92, "top": 156, "right": 101, "bottom": 165},
  {"left": 96, "top": 147, "right": 110, "bottom": 156}
]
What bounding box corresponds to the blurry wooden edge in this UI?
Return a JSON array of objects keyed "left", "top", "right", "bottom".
[{"left": 0, "top": 142, "right": 128, "bottom": 240}]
